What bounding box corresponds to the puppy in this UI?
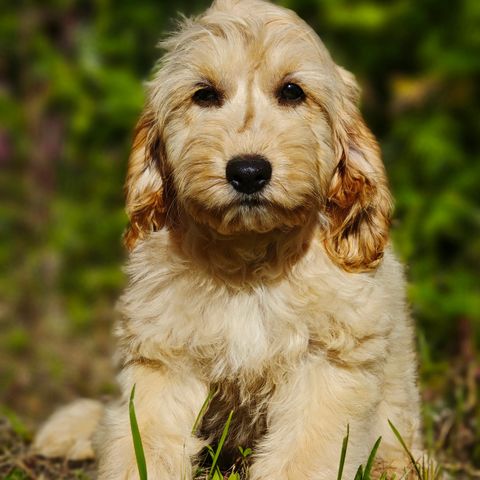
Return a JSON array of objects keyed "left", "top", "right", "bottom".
[{"left": 34, "top": 0, "right": 423, "bottom": 478}]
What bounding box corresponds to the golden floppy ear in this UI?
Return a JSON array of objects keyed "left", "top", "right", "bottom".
[
  {"left": 324, "top": 68, "right": 393, "bottom": 273},
  {"left": 123, "top": 109, "right": 167, "bottom": 250}
]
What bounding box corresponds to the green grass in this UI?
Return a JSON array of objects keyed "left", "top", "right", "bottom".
[
  {"left": 128, "top": 387, "right": 443, "bottom": 480},
  {"left": 207, "top": 409, "right": 234, "bottom": 479},
  {"left": 192, "top": 388, "right": 217, "bottom": 436},
  {"left": 129, "top": 385, "right": 148, "bottom": 480},
  {"left": 388, "top": 420, "right": 442, "bottom": 480},
  {"left": 334, "top": 422, "right": 442, "bottom": 480},
  {"left": 336, "top": 427, "right": 388, "bottom": 480},
  {"left": 353, "top": 436, "right": 382, "bottom": 479},
  {"left": 4, "top": 469, "right": 30, "bottom": 480}
]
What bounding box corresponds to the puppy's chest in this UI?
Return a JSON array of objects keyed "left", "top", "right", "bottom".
[
  {"left": 188, "top": 288, "right": 301, "bottom": 455},
  {"left": 182, "top": 281, "right": 316, "bottom": 376}
]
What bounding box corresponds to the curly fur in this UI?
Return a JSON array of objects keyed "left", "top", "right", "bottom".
[{"left": 34, "top": 1, "right": 423, "bottom": 478}]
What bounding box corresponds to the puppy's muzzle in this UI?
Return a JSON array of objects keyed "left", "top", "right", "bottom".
[{"left": 226, "top": 154, "right": 272, "bottom": 195}]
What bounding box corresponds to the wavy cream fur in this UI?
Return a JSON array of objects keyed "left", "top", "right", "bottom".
[{"left": 34, "top": 0, "right": 423, "bottom": 478}]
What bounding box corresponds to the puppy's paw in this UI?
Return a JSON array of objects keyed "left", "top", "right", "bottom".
[{"left": 32, "top": 399, "right": 103, "bottom": 460}]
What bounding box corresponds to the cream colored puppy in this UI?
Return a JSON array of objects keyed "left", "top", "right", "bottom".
[{"left": 34, "top": 0, "right": 423, "bottom": 478}]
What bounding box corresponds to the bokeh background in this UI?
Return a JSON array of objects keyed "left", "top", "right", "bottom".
[{"left": 1, "top": 0, "right": 479, "bottom": 476}]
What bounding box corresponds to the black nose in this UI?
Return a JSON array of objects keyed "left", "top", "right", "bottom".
[{"left": 226, "top": 155, "right": 272, "bottom": 194}]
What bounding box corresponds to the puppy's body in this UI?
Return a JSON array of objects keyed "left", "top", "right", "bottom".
[
  {"left": 34, "top": 0, "right": 423, "bottom": 478},
  {"left": 101, "top": 229, "right": 420, "bottom": 479}
]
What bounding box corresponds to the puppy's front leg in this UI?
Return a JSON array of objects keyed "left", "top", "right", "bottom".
[
  {"left": 250, "top": 358, "right": 381, "bottom": 480},
  {"left": 95, "top": 363, "right": 208, "bottom": 480}
]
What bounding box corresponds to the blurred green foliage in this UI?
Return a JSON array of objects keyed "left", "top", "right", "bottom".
[{"left": 0, "top": 0, "right": 479, "bottom": 438}]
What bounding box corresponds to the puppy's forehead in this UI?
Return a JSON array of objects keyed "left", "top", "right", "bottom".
[{"left": 169, "top": 1, "right": 335, "bottom": 81}]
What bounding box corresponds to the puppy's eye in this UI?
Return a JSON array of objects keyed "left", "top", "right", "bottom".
[
  {"left": 192, "top": 86, "right": 223, "bottom": 107},
  {"left": 278, "top": 82, "right": 306, "bottom": 105}
]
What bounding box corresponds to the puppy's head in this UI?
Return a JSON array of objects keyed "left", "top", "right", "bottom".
[{"left": 124, "top": 0, "right": 392, "bottom": 272}]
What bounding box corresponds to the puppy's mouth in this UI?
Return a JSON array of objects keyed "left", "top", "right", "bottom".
[
  {"left": 184, "top": 192, "right": 313, "bottom": 236},
  {"left": 238, "top": 196, "right": 266, "bottom": 208}
]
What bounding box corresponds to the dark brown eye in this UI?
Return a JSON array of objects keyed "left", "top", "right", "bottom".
[
  {"left": 278, "top": 82, "right": 306, "bottom": 105},
  {"left": 192, "top": 86, "right": 223, "bottom": 107}
]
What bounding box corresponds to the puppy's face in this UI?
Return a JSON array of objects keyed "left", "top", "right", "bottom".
[
  {"left": 126, "top": 0, "right": 393, "bottom": 272},
  {"left": 153, "top": 5, "right": 339, "bottom": 235}
]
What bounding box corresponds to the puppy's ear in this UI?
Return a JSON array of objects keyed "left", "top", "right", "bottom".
[
  {"left": 124, "top": 109, "right": 167, "bottom": 250},
  {"left": 324, "top": 68, "right": 393, "bottom": 272}
]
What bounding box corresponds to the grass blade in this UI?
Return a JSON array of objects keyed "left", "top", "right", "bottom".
[
  {"left": 364, "top": 436, "right": 382, "bottom": 478},
  {"left": 193, "top": 466, "right": 205, "bottom": 478},
  {"left": 192, "top": 388, "right": 217, "bottom": 435},
  {"left": 238, "top": 446, "right": 252, "bottom": 458},
  {"left": 337, "top": 425, "right": 350, "bottom": 480},
  {"left": 129, "top": 385, "right": 148, "bottom": 480},
  {"left": 388, "top": 420, "right": 421, "bottom": 479},
  {"left": 209, "top": 410, "right": 234, "bottom": 479},
  {"left": 354, "top": 465, "right": 364, "bottom": 480}
]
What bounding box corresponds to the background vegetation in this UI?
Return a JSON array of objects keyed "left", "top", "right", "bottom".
[{"left": 1, "top": 0, "right": 479, "bottom": 477}]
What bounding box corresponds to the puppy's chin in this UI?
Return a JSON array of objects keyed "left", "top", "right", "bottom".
[{"left": 183, "top": 198, "right": 315, "bottom": 236}]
